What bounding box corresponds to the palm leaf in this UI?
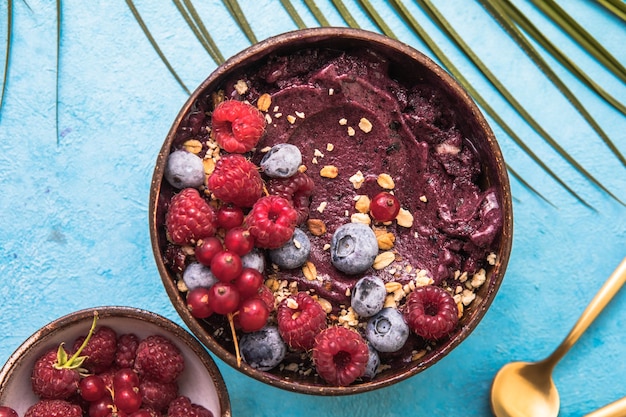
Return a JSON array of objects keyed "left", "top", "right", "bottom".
[
  {"left": 330, "top": 0, "right": 360, "bottom": 28},
  {"left": 125, "top": 0, "right": 190, "bottom": 95},
  {"left": 478, "top": 0, "right": 626, "bottom": 170},
  {"left": 173, "top": 0, "right": 224, "bottom": 64},
  {"left": 358, "top": 0, "right": 395, "bottom": 38},
  {"left": 531, "top": 0, "right": 626, "bottom": 84},
  {"left": 415, "top": 0, "right": 623, "bottom": 205},
  {"left": 303, "top": 0, "right": 330, "bottom": 26},
  {"left": 507, "top": 165, "right": 556, "bottom": 208},
  {"left": 223, "top": 0, "right": 257, "bottom": 44},
  {"left": 491, "top": 0, "right": 626, "bottom": 117},
  {"left": 0, "top": 0, "right": 13, "bottom": 119},
  {"left": 389, "top": 0, "right": 591, "bottom": 208},
  {"left": 56, "top": 0, "right": 61, "bottom": 144},
  {"left": 597, "top": 0, "right": 626, "bottom": 21},
  {"left": 281, "top": 0, "right": 307, "bottom": 29}
]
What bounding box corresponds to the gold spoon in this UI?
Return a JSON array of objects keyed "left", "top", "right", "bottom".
[
  {"left": 585, "top": 396, "right": 626, "bottom": 417},
  {"left": 491, "top": 257, "right": 626, "bottom": 417}
]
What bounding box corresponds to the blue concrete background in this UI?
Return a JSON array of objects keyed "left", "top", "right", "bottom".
[{"left": 0, "top": 1, "right": 624, "bottom": 416}]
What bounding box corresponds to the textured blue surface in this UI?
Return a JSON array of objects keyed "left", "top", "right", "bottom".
[{"left": 0, "top": 1, "right": 625, "bottom": 416}]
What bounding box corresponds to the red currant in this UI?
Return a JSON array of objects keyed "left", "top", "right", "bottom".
[
  {"left": 0, "top": 407, "right": 18, "bottom": 417},
  {"left": 234, "top": 268, "right": 264, "bottom": 299},
  {"left": 79, "top": 374, "right": 107, "bottom": 402},
  {"left": 89, "top": 396, "right": 114, "bottom": 417},
  {"left": 195, "top": 236, "right": 223, "bottom": 266},
  {"left": 369, "top": 192, "right": 401, "bottom": 222},
  {"left": 238, "top": 298, "right": 270, "bottom": 332},
  {"left": 210, "top": 250, "right": 243, "bottom": 282},
  {"left": 208, "top": 282, "right": 241, "bottom": 315},
  {"left": 224, "top": 227, "right": 255, "bottom": 256},
  {"left": 217, "top": 204, "right": 245, "bottom": 229},
  {"left": 114, "top": 387, "right": 142, "bottom": 414},
  {"left": 187, "top": 287, "right": 214, "bottom": 318},
  {"left": 113, "top": 368, "right": 139, "bottom": 390}
]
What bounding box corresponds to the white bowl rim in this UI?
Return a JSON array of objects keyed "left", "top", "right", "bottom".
[{"left": 0, "top": 306, "right": 232, "bottom": 416}]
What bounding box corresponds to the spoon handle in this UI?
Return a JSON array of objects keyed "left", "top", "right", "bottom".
[
  {"left": 543, "top": 257, "right": 626, "bottom": 368},
  {"left": 584, "top": 396, "right": 626, "bottom": 417}
]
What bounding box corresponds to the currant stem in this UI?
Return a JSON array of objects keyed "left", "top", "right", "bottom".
[
  {"left": 227, "top": 312, "right": 242, "bottom": 367},
  {"left": 54, "top": 311, "right": 99, "bottom": 370},
  {"left": 70, "top": 311, "right": 99, "bottom": 362}
]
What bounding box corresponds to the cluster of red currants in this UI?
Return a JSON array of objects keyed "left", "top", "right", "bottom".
[
  {"left": 185, "top": 205, "right": 273, "bottom": 333},
  {"left": 80, "top": 369, "right": 144, "bottom": 416}
]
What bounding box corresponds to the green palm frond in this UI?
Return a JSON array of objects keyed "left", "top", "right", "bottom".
[
  {"left": 358, "top": 0, "right": 396, "bottom": 38},
  {"left": 330, "top": 0, "right": 360, "bottom": 28},
  {"left": 478, "top": 0, "right": 626, "bottom": 170},
  {"left": 56, "top": 0, "right": 61, "bottom": 144},
  {"left": 173, "top": 0, "right": 224, "bottom": 64},
  {"left": 281, "top": 0, "right": 307, "bottom": 29},
  {"left": 125, "top": 0, "right": 190, "bottom": 95},
  {"left": 506, "top": 165, "right": 556, "bottom": 208},
  {"left": 303, "top": 0, "right": 331, "bottom": 26},
  {"left": 597, "top": 0, "right": 626, "bottom": 21},
  {"left": 223, "top": 0, "right": 257, "bottom": 44},
  {"left": 531, "top": 0, "right": 626, "bottom": 84},
  {"left": 490, "top": 0, "right": 626, "bottom": 117},
  {"left": 1, "top": 0, "right": 13, "bottom": 118}
]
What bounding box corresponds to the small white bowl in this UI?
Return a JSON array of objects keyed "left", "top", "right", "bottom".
[{"left": 0, "top": 306, "right": 231, "bottom": 416}]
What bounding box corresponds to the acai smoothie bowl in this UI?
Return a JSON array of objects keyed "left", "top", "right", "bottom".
[{"left": 149, "top": 28, "right": 513, "bottom": 395}]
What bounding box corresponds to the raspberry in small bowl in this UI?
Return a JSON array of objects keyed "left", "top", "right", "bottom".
[
  {"left": 150, "top": 27, "right": 513, "bottom": 395},
  {"left": 0, "top": 306, "right": 231, "bottom": 416}
]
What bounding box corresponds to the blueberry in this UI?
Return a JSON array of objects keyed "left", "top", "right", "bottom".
[
  {"left": 268, "top": 228, "right": 310, "bottom": 269},
  {"left": 241, "top": 248, "right": 266, "bottom": 273},
  {"left": 260, "top": 143, "right": 302, "bottom": 178},
  {"left": 165, "top": 150, "right": 205, "bottom": 189},
  {"left": 365, "top": 308, "right": 409, "bottom": 353},
  {"left": 182, "top": 262, "right": 218, "bottom": 291},
  {"left": 364, "top": 343, "right": 380, "bottom": 379},
  {"left": 240, "top": 326, "right": 287, "bottom": 371},
  {"left": 330, "top": 223, "right": 378, "bottom": 274},
  {"left": 351, "top": 276, "right": 386, "bottom": 317}
]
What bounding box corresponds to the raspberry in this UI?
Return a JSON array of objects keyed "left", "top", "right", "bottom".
[
  {"left": 267, "top": 172, "right": 315, "bottom": 224},
  {"left": 72, "top": 326, "right": 117, "bottom": 374},
  {"left": 31, "top": 348, "right": 80, "bottom": 400},
  {"left": 133, "top": 335, "right": 184, "bottom": 384},
  {"left": 139, "top": 379, "right": 179, "bottom": 412},
  {"left": 211, "top": 100, "right": 265, "bottom": 153},
  {"left": 208, "top": 154, "right": 264, "bottom": 208},
  {"left": 115, "top": 333, "right": 140, "bottom": 369},
  {"left": 245, "top": 195, "right": 297, "bottom": 249},
  {"left": 404, "top": 285, "right": 459, "bottom": 340},
  {"left": 277, "top": 292, "right": 326, "bottom": 350},
  {"left": 167, "top": 396, "right": 213, "bottom": 417},
  {"left": 312, "top": 326, "right": 369, "bottom": 386},
  {"left": 166, "top": 188, "right": 217, "bottom": 245},
  {"left": 24, "top": 399, "right": 82, "bottom": 417}
]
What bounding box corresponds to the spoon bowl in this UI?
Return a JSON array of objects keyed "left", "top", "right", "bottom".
[
  {"left": 491, "top": 361, "right": 559, "bottom": 417},
  {"left": 490, "top": 257, "right": 626, "bottom": 417}
]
